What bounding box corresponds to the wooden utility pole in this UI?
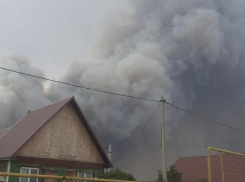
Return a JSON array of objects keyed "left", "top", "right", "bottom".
[{"left": 161, "top": 99, "right": 167, "bottom": 182}]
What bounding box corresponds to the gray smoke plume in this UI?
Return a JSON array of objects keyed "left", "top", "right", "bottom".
[
  {"left": 0, "top": 54, "right": 51, "bottom": 128},
  {"left": 1, "top": 0, "right": 245, "bottom": 180}
]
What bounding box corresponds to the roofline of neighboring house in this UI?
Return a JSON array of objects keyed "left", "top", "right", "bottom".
[
  {"left": 176, "top": 155, "right": 207, "bottom": 161},
  {"left": 178, "top": 153, "right": 239, "bottom": 159},
  {"left": 175, "top": 153, "right": 241, "bottom": 165}
]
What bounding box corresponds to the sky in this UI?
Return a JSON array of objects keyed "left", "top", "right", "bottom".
[
  {"left": 0, "top": 0, "right": 127, "bottom": 79},
  {"left": 2, "top": 0, "right": 245, "bottom": 181}
]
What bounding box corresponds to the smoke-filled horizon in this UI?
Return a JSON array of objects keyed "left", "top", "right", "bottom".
[{"left": 2, "top": 0, "right": 245, "bottom": 180}]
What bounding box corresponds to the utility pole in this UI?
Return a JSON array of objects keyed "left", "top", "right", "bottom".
[
  {"left": 108, "top": 144, "right": 112, "bottom": 172},
  {"left": 161, "top": 99, "right": 167, "bottom": 182}
]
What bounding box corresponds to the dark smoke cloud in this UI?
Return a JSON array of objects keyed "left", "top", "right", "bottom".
[
  {"left": 0, "top": 54, "right": 51, "bottom": 128},
  {"left": 1, "top": 0, "right": 245, "bottom": 180}
]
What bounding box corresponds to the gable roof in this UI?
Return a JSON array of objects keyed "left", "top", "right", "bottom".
[
  {"left": 175, "top": 154, "right": 245, "bottom": 182},
  {"left": 0, "top": 97, "right": 112, "bottom": 167},
  {"left": 0, "top": 128, "right": 9, "bottom": 138}
]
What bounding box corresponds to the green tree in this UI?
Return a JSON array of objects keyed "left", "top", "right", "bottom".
[
  {"left": 156, "top": 165, "right": 182, "bottom": 182},
  {"left": 167, "top": 166, "right": 182, "bottom": 182},
  {"left": 156, "top": 170, "right": 163, "bottom": 182},
  {"left": 97, "top": 169, "right": 135, "bottom": 181}
]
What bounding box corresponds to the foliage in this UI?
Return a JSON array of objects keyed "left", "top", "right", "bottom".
[
  {"left": 167, "top": 166, "right": 182, "bottom": 182},
  {"left": 156, "top": 170, "right": 163, "bottom": 182},
  {"left": 97, "top": 169, "right": 135, "bottom": 181},
  {"left": 156, "top": 165, "right": 182, "bottom": 182}
]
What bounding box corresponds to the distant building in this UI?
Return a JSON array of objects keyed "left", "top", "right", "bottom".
[
  {"left": 0, "top": 97, "right": 112, "bottom": 182},
  {"left": 175, "top": 154, "right": 245, "bottom": 182}
]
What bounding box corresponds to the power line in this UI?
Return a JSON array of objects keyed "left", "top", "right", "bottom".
[
  {"left": 117, "top": 141, "right": 238, "bottom": 162},
  {"left": 3, "top": 67, "right": 244, "bottom": 134},
  {"left": 113, "top": 131, "right": 245, "bottom": 155},
  {"left": 166, "top": 102, "right": 245, "bottom": 134},
  {"left": 4, "top": 67, "right": 245, "bottom": 149},
  {"left": 118, "top": 146, "right": 161, "bottom": 168},
  {"left": 112, "top": 133, "right": 245, "bottom": 155},
  {"left": 0, "top": 67, "right": 160, "bottom": 103},
  {"left": 167, "top": 141, "right": 245, "bottom": 145},
  {"left": 116, "top": 145, "right": 161, "bottom": 161},
  {"left": 113, "top": 103, "right": 160, "bottom": 163},
  {"left": 118, "top": 144, "right": 245, "bottom": 169},
  {"left": 168, "top": 134, "right": 245, "bottom": 144},
  {"left": 166, "top": 144, "right": 245, "bottom": 148}
]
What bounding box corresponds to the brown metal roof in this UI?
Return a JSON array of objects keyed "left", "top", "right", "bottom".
[
  {"left": 0, "top": 97, "right": 112, "bottom": 167},
  {"left": 175, "top": 154, "right": 245, "bottom": 182},
  {"left": 0, "top": 128, "right": 9, "bottom": 137}
]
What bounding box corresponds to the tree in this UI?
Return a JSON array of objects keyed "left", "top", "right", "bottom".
[
  {"left": 156, "top": 171, "right": 163, "bottom": 182},
  {"left": 167, "top": 166, "right": 182, "bottom": 182},
  {"left": 156, "top": 165, "right": 182, "bottom": 182},
  {"left": 97, "top": 169, "right": 135, "bottom": 181}
]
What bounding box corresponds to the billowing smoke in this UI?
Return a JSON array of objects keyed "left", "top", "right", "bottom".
[
  {"left": 1, "top": 0, "right": 245, "bottom": 180},
  {"left": 0, "top": 55, "right": 51, "bottom": 128}
]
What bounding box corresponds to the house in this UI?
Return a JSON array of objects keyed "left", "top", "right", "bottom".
[
  {"left": 0, "top": 97, "right": 112, "bottom": 182},
  {"left": 174, "top": 154, "right": 245, "bottom": 182}
]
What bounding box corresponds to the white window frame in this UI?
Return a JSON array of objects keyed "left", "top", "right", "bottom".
[
  {"left": 19, "top": 167, "right": 39, "bottom": 182},
  {"left": 77, "top": 172, "right": 93, "bottom": 182}
]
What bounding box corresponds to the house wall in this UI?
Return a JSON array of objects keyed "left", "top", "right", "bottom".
[
  {"left": 9, "top": 162, "right": 102, "bottom": 182},
  {"left": 16, "top": 103, "right": 104, "bottom": 164}
]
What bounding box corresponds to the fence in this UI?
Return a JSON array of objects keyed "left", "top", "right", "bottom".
[
  {"left": 207, "top": 147, "right": 245, "bottom": 182},
  {"left": 0, "top": 172, "right": 137, "bottom": 182}
]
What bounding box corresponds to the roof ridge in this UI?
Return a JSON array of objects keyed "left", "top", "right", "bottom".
[
  {"left": 30, "top": 97, "right": 73, "bottom": 113},
  {"left": 182, "top": 155, "right": 207, "bottom": 159}
]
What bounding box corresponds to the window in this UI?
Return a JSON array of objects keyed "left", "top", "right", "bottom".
[
  {"left": 66, "top": 171, "right": 78, "bottom": 182},
  {"left": 20, "top": 167, "right": 39, "bottom": 182},
  {"left": 66, "top": 171, "right": 94, "bottom": 182},
  {"left": 78, "top": 172, "right": 93, "bottom": 182},
  {"left": 45, "top": 171, "right": 58, "bottom": 182}
]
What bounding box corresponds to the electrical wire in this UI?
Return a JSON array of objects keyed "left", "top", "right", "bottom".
[
  {"left": 4, "top": 67, "right": 245, "bottom": 156},
  {"left": 166, "top": 102, "right": 245, "bottom": 134},
  {"left": 2, "top": 67, "right": 244, "bottom": 135},
  {"left": 166, "top": 144, "right": 245, "bottom": 148},
  {"left": 118, "top": 146, "right": 161, "bottom": 168},
  {"left": 168, "top": 134, "right": 245, "bottom": 144},
  {"left": 113, "top": 103, "right": 160, "bottom": 163},
  {"left": 116, "top": 145, "right": 161, "bottom": 161},
  {"left": 118, "top": 144, "right": 245, "bottom": 169},
  {"left": 112, "top": 134, "right": 245, "bottom": 155},
  {"left": 0, "top": 67, "right": 160, "bottom": 103},
  {"left": 167, "top": 141, "right": 245, "bottom": 145}
]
